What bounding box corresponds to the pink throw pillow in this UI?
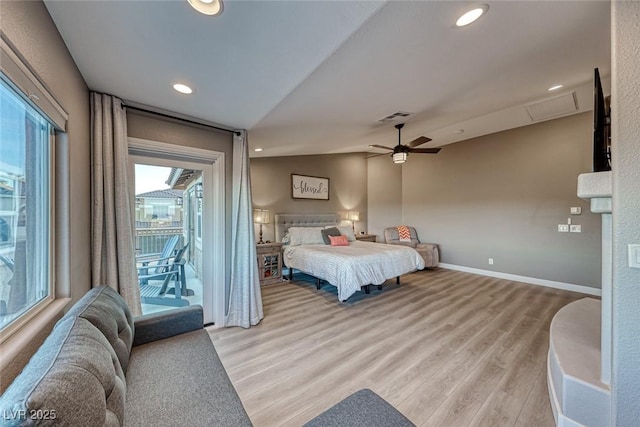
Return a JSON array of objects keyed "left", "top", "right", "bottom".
[{"left": 329, "top": 235, "right": 349, "bottom": 246}]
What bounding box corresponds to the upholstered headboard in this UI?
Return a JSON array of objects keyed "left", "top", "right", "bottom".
[{"left": 274, "top": 213, "right": 341, "bottom": 242}]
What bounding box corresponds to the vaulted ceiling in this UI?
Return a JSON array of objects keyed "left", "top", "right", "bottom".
[{"left": 45, "top": 1, "right": 610, "bottom": 157}]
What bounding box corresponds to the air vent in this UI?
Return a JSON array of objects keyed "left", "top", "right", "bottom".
[
  {"left": 377, "top": 111, "right": 413, "bottom": 124},
  {"left": 526, "top": 92, "right": 578, "bottom": 122}
]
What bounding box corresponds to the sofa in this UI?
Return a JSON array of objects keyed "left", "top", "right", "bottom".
[
  {"left": 1, "top": 286, "right": 417, "bottom": 426},
  {"left": 384, "top": 226, "right": 439, "bottom": 268},
  {"left": 0, "top": 286, "right": 251, "bottom": 426}
]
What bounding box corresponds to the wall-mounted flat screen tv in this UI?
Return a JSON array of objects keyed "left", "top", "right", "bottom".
[{"left": 593, "top": 68, "right": 611, "bottom": 172}]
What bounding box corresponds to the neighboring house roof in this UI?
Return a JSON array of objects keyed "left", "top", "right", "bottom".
[
  {"left": 166, "top": 167, "right": 199, "bottom": 189},
  {"left": 136, "top": 189, "right": 183, "bottom": 198}
]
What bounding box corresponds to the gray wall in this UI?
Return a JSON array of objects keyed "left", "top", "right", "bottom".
[
  {"left": 367, "top": 154, "right": 402, "bottom": 239},
  {"left": 399, "top": 112, "right": 601, "bottom": 288},
  {"left": 127, "top": 111, "right": 234, "bottom": 300},
  {"left": 1, "top": 0, "right": 91, "bottom": 386},
  {"left": 611, "top": 1, "right": 640, "bottom": 424},
  {"left": 250, "top": 153, "right": 368, "bottom": 242}
]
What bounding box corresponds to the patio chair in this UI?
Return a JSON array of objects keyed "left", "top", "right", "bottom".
[
  {"left": 138, "top": 243, "right": 190, "bottom": 307},
  {"left": 136, "top": 235, "right": 180, "bottom": 285}
]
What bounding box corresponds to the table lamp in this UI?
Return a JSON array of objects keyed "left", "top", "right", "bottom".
[
  {"left": 253, "top": 209, "right": 270, "bottom": 244},
  {"left": 346, "top": 210, "right": 360, "bottom": 233}
]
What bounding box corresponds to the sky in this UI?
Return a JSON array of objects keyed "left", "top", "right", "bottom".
[{"left": 135, "top": 164, "right": 171, "bottom": 195}]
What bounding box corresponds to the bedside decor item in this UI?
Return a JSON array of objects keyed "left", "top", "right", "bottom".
[
  {"left": 253, "top": 209, "right": 270, "bottom": 244},
  {"left": 292, "top": 174, "right": 329, "bottom": 200},
  {"left": 355, "top": 234, "right": 377, "bottom": 243}
]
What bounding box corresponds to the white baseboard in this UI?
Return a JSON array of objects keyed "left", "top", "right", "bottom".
[{"left": 438, "top": 263, "right": 602, "bottom": 297}]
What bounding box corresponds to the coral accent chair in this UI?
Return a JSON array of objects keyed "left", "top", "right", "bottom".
[{"left": 384, "top": 226, "right": 439, "bottom": 268}]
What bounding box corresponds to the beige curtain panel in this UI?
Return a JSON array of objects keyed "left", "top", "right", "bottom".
[
  {"left": 226, "top": 130, "right": 263, "bottom": 328},
  {"left": 90, "top": 92, "right": 141, "bottom": 315}
]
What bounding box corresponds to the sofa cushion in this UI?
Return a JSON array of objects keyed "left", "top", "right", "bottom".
[
  {"left": 124, "top": 329, "right": 251, "bottom": 426},
  {"left": 304, "top": 389, "right": 415, "bottom": 427},
  {"left": 0, "top": 316, "right": 126, "bottom": 426},
  {"left": 64, "top": 285, "right": 134, "bottom": 373}
]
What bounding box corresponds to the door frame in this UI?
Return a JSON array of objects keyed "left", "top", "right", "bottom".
[{"left": 129, "top": 138, "right": 226, "bottom": 327}]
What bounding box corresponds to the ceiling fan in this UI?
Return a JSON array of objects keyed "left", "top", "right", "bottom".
[{"left": 369, "top": 123, "right": 440, "bottom": 163}]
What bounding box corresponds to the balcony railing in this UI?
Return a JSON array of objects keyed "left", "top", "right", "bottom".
[{"left": 135, "top": 222, "right": 183, "bottom": 256}]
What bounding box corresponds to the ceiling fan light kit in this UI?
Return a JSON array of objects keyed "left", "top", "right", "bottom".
[{"left": 393, "top": 152, "right": 407, "bottom": 164}]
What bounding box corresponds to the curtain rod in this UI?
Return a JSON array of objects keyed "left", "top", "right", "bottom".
[{"left": 124, "top": 104, "right": 241, "bottom": 136}]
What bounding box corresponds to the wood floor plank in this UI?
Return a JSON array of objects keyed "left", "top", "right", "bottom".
[{"left": 207, "top": 268, "right": 584, "bottom": 426}]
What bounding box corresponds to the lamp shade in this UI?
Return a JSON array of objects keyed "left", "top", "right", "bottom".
[
  {"left": 346, "top": 211, "right": 360, "bottom": 222},
  {"left": 253, "top": 209, "right": 270, "bottom": 224}
]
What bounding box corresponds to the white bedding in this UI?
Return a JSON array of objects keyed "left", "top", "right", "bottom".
[{"left": 283, "top": 241, "right": 425, "bottom": 301}]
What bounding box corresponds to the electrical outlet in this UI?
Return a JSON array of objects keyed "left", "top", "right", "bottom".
[
  {"left": 558, "top": 224, "right": 569, "bottom": 232},
  {"left": 571, "top": 207, "right": 582, "bottom": 215},
  {"left": 570, "top": 225, "right": 582, "bottom": 233},
  {"left": 628, "top": 245, "right": 640, "bottom": 268},
  {"left": 488, "top": 258, "right": 494, "bottom": 265}
]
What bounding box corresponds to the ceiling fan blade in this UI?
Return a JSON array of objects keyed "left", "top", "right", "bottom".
[
  {"left": 369, "top": 144, "right": 394, "bottom": 151},
  {"left": 407, "top": 136, "right": 432, "bottom": 148},
  {"left": 408, "top": 148, "right": 441, "bottom": 154},
  {"left": 364, "top": 152, "right": 389, "bottom": 159}
]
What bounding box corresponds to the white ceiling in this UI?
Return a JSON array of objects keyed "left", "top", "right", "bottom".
[{"left": 44, "top": 0, "right": 611, "bottom": 157}]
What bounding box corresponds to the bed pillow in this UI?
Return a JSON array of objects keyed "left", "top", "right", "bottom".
[
  {"left": 329, "top": 235, "right": 349, "bottom": 246},
  {"left": 335, "top": 225, "right": 356, "bottom": 242},
  {"left": 288, "top": 227, "right": 325, "bottom": 246},
  {"left": 321, "top": 227, "right": 342, "bottom": 245}
]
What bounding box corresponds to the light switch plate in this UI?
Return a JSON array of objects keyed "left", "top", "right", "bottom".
[
  {"left": 570, "top": 225, "right": 581, "bottom": 233},
  {"left": 629, "top": 245, "right": 640, "bottom": 268},
  {"left": 571, "top": 207, "right": 582, "bottom": 215}
]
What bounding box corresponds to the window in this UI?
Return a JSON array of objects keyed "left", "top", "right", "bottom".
[
  {"left": 0, "top": 78, "right": 54, "bottom": 333},
  {"left": 152, "top": 204, "right": 169, "bottom": 219}
]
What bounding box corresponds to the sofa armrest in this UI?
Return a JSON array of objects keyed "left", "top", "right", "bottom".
[{"left": 133, "top": 305, "right": 203, "bottom": 346}]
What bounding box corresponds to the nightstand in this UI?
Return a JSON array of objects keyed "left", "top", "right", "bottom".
[
  {"left": 256, "top": 242, "right": 284, "bottom": 285},
  {"left": 355, "top": 234, "right": 377, "bottom": 243}
]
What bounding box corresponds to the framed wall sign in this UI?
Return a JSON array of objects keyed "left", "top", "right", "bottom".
[{"left": 291, "top": 174, "right": 330, "bottom": 200}]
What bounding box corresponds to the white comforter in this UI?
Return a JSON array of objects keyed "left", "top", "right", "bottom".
[{"left": 283, "top": 241, "right": 425, "bottom": 301}]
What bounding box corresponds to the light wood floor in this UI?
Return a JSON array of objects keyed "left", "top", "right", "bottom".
[{"left": 207, "top": 268, "right": 584, "bottom": 426}]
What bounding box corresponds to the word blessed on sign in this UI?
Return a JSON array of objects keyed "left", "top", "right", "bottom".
[{"left": 291, "top": 174, "right": 330, "bottom": 200}]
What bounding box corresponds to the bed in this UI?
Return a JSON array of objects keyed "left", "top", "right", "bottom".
[{"left": 276, "top": 214, "right": 425, "bottom": 301}]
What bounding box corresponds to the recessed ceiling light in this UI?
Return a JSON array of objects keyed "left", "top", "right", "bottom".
[
  {"left": 188, "top": 0, "right": 223, "bottom": 16},
  {"left": 254, "top": 148, "right": 263, "bottom": 152},
  {"left": 456, "top": 5, "right": 488, "bottom": 27},
  {"left": 173, "top": 83, "right": 193, "bottom": 94},
  {"left": 548, "top": 84, "right": 563, "bottom": 91}
]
